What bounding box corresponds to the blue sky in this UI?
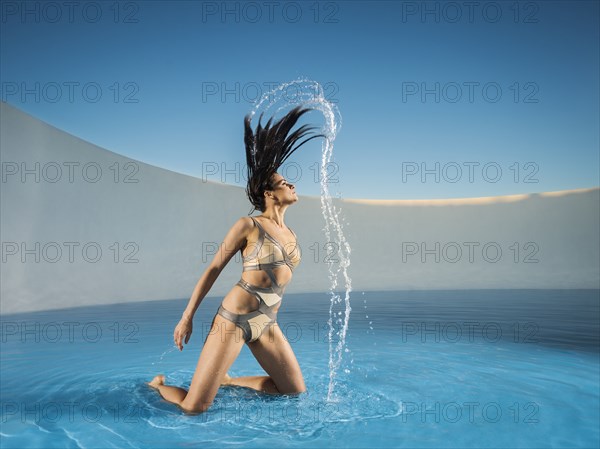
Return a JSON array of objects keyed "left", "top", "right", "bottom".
[{"left": 1, "top": 0, "right": 598, "bottom": 200}]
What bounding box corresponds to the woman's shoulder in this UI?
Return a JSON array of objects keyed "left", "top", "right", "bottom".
[{"left": 234, "top": 216, "right": 258, "bottom": 232}]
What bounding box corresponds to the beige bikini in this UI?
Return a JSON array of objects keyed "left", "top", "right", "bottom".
[{"left": 216, "top": 217, "right": 301, "bottom": 343}]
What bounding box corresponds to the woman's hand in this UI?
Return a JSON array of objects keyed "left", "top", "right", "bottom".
[{"left": 174, "top": 315, "right": 193, "bottom": 351}]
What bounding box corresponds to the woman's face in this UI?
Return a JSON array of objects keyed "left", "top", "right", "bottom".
[{"left": 267, "top": 173, "right": 297, "bottom": 204}]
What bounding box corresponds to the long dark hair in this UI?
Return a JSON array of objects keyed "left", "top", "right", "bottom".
[{"left": 244, "top": 105, "right": 325, "bottom": 214}]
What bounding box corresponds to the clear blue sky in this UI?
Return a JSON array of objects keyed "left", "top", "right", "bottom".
[{"left": 1, "top": 0, "right": 598, "bottom": 199}]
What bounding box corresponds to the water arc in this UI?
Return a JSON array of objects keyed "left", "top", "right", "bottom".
[{"left": 248, "top": 78, "right": 352, "bottom": 401}]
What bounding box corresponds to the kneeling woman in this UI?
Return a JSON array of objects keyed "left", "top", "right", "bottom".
[{"left": 147, "top": 106, "right": 324, "bottom": 414}]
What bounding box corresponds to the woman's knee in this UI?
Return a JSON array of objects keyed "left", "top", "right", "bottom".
[
  {"left": 180, "top": 399, "right": 213, "bottom": 415},
  {"left": 294, "top": 381, "right": 307, "bottom": 394},
  {"left": 280, "top": 386, "right": 306, "bottom": 395},
  {"left": 277, "top": 378, "right": 306, "bottom": 395}
]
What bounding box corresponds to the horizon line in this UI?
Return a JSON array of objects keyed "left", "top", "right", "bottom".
[{"left": 3, "top": 101, "right": 598, "bottom": 205}]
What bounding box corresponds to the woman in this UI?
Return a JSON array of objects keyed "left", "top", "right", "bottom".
[{"left": 147, "top": 105, "right": 324, "bottom": 414}]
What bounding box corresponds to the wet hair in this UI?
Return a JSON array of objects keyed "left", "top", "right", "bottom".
[{"left": 244, "top": 105, "right": 325, "bottom": 214}]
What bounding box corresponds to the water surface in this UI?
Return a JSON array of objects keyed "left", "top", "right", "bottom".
[{"left": 1, "top": 289, "right": 598, "bottom": 448}]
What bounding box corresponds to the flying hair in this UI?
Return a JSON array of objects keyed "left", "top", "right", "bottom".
[{"left": 244, "top": 105, "right": 325, "bottom": 214}]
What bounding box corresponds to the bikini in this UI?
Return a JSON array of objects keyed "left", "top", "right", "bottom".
[{"left": 216, "top": 217, "right": 301, "bottom": 343}]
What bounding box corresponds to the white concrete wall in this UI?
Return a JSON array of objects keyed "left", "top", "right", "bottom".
[{"left": 1, "top": 101, "right": 598, "bottom": 314}]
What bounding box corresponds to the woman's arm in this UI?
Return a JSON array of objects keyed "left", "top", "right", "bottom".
[{"left": 181, "top": 216, "right": 253, "bottom": 321}]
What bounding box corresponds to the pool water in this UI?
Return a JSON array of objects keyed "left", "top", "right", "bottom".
[{"left": 1, "top": 289, "right": 598, "bottom": 448}]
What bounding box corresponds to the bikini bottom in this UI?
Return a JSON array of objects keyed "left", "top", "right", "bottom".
[{"left": 216, "top": 278, "right": 282, "bottom": 343}]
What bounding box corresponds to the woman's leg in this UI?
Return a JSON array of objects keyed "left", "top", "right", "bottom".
[
  {"left": 221, "top": 373, "right": 279, "bottom": 394},
  {"left": 227, "top": 322, "right": 306, "bottom": 395},
  {"left": 147, "top": 313, "right": 246, "bottom": 414},
  {"left": 147, "top": 375, "right": 187, "bottom": 404}
]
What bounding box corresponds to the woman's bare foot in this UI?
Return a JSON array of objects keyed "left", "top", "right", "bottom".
[
  {"left": 221, "top": 373, "right": 233, "bottom": 386},
  {"left": 147, "top": 374, "right": 165, "bottom": 390}
]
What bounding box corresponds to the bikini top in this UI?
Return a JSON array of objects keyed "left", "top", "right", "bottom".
[{"left": 241, "top": 217, "right": 301, "bottom": 276}]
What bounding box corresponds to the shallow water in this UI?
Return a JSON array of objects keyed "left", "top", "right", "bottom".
[{"left": 1, "top": 289, "right": 598, "bottom": 448}]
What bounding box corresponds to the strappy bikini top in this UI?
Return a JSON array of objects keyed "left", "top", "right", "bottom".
[{"left": 242, "top": 217, "right": 301, "bottom": 276}]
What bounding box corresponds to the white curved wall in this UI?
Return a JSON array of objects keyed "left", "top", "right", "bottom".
[{"left": 1, "top": 101, "right": 598, "bottom": 314}]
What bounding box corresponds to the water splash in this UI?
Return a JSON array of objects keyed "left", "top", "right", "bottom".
[
  {"left": 151, "top": 345, "right": 178, "bottom": 366},
  {"left": 249, "top": 78, "right": 352, "bottom": 401}
]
